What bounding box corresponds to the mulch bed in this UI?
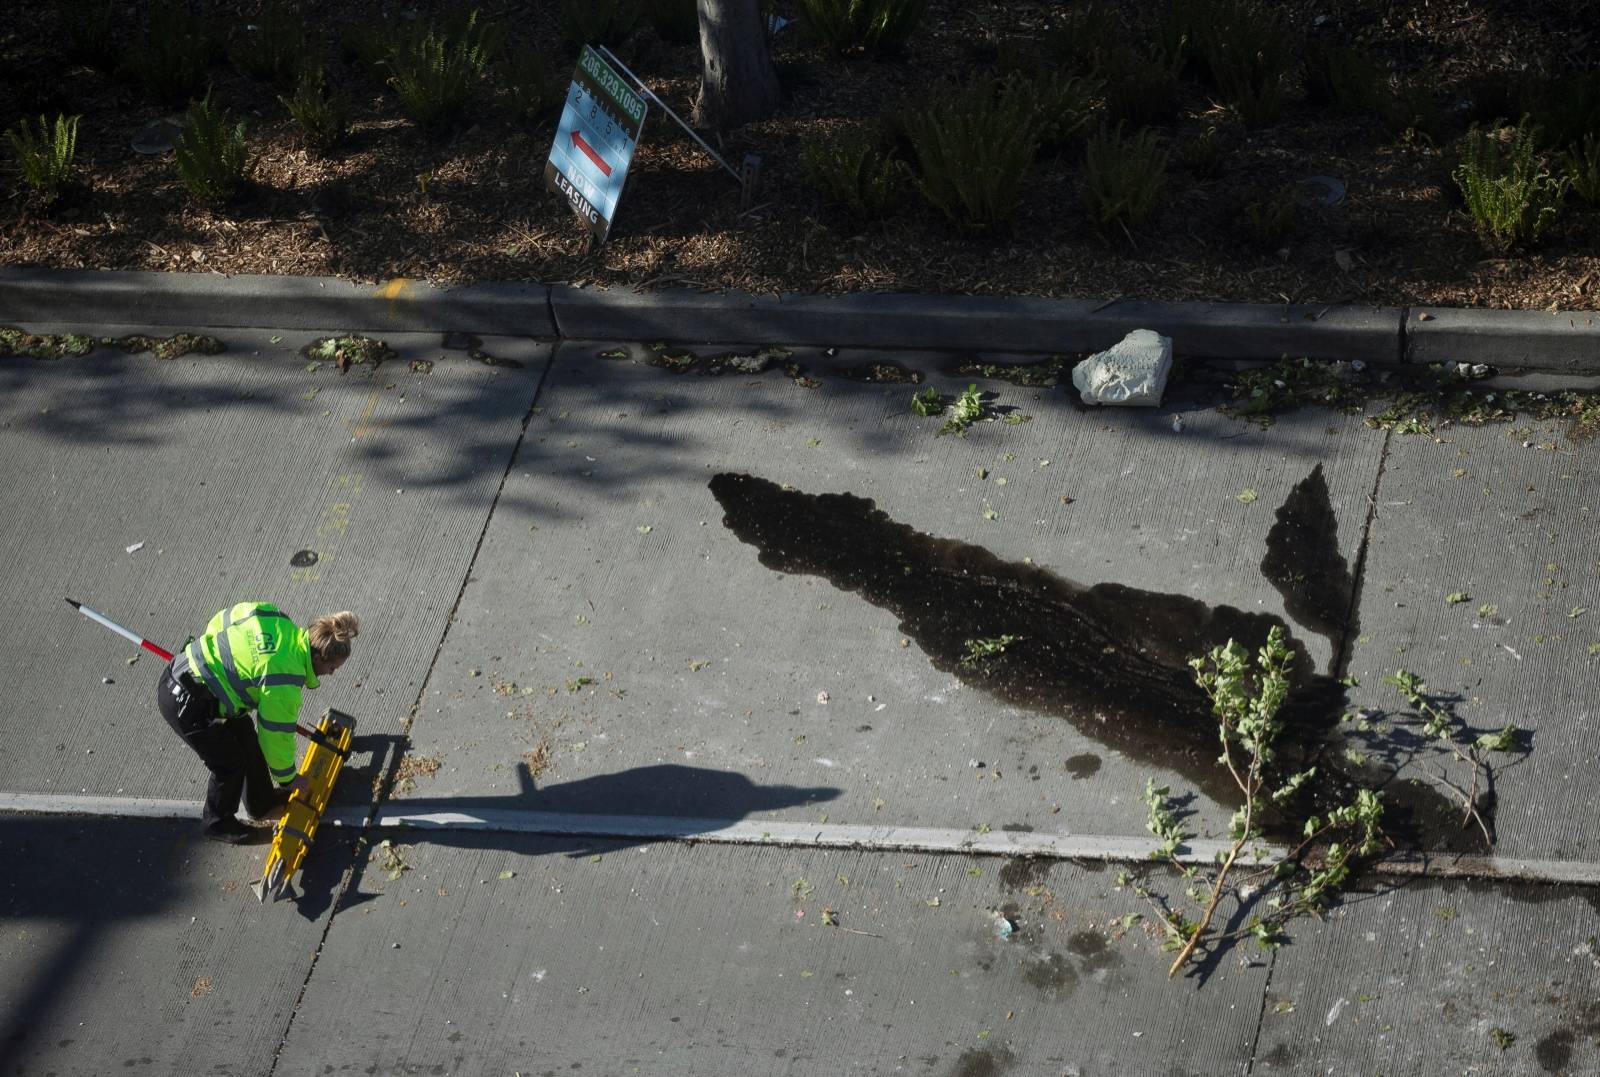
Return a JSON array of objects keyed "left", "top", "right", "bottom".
[{"left": 1, "top": 0, "right": 1598, "bottom": 310}]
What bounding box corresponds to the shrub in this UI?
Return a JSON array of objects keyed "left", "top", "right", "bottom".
[
  {"left": 386, "top": 11, "right": 499, "bottom": 129},
  {"left": 561, "top": 0, "right": 641, "bottom": 48},
  {"left": 1178, "top": 125, "right": 1225, "bottom": 178},
  {"left": 62, "top": 0, "right": 119, "bottom": 71},
  {"left": 1242, "top": 183, "right": 1298, "bottom": 248},
  {"left": 1041, "top": 4, "right": 1122, "bottom": 72},
  {"left": 125, "top": 0, "right": 215, "bottom": 106},
  {"left": 801, "top": 126, "right": 909, "bottom": 220},
  {"left": 1008, "top": 71, "right": 1100, "bottom": 152},
  {"left": 641, "top": 0, "right": 700, "bottom": 45},
  {"left": 4, "top": 113, "right": 80, "bottom": 204},
  {"left": 798, "top": 0, "right": 927, "bottom": 57},
  {"left": 230, "top": 0, "right": 309, "bottom": 85},
  {"left": 1100, "top": 45, "right": 1183, "bottom": 127},
  {"left": 174, "top": 94, "right": 249, "bottom": 202},
  {"left": 1523, "top": 70, "right": 1600, "bottom": 152},
  {"left": 902, "top": 78, "right": 1042, "bottom": 234},
  {"left": 341, "top": 23, "right": 399, "bottom": 74},
  {"left": 279, "top": 65, "right": 348, "bottom": 151},
  {"left": 1452, "top": 122, "right": 1569, "bottom": 250},
  {"left": 1381, "top": 79, "right": 1447, "bottom": 143},
  {"left": 1082, "top": 124, "right": 1167, "bottom": 236},
  {"left": 1163, "top": 0, "right": 1295, "bottom": 123},
  {"left": 1568, "top": 135, "right": 1600, "bottom": 205},
  {"left": 504, "top": 44, "right": 563, "bottom": 120},
  {"left": 1303, "top": 41, "right": 1383, "bottom": 115}
]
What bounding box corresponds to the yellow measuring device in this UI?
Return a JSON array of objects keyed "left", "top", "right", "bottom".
[{"left": 251, "top": 707, "right": 356, "bottom": 903}]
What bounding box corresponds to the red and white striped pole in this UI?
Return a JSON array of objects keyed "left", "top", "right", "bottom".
[{"left": 65, "top": 598, "right": 174, "bottom": 662}]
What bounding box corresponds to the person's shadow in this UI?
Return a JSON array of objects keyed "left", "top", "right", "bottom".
[{"left": 294, "top": 735, "right": 841, "bottom": 920}]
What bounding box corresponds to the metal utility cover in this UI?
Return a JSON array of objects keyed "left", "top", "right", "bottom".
[{"left": 544, "top": 45, "right": 647, "bottom": 243}]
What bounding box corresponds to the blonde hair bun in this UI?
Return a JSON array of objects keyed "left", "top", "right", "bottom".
[{"left": 308, "top": 611, "right": 360, "bottom": 659}]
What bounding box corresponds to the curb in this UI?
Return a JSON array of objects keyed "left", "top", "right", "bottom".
[
  {"left": 2, "top": 267, "right": 1597, "bottom": 372},
  {"left": 5, "top": 792, "right": 1599, "bottom": 887},
  {"left": 0, "top": 267, "right": 556, "bottom": 337}
]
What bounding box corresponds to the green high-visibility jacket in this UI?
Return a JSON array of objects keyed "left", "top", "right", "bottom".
[{"left": 173, "top": 602, "right": 320, "bottom": 785}]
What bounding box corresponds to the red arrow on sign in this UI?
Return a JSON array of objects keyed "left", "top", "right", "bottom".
[{"left": 570, "top": 130, "right": 613, "bottom": 177}]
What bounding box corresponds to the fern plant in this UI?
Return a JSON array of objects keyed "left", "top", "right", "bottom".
[
  {"left": 902, "top": 79, "right": 1042, "bottom": 234},
  {"left": 125, "top": 0, "right": 215, "bottom": 106},
  {"left": 1567, "top": 134, "right": 1600, "bottom": 205},
  {"left": 801, "top": 126, "right": 908, "bottom": 221},
  {"left": 5, "top": 113, "right": 80, "bottom": 204},
  {"left": 279, "top": 65, "right": 348, "bottom": 151},
  {"left": 386, "top": 11, "right": 499, "bottom": 130},
  {"left": 503, "top": 44, "right": 562, "bottom": 120},
  {"left": 1082, "top": 124, "right": 1168, "bottom": 236},
  {"left": 1243, "top": 183, "right": 1298, "bottom": 248},
  {"left": 1163, "top": 0, "right": 1294, "bottom": 123},
  {"left": 798, "top": 0, "right": 928, "bottom": 57},
  {"left": 174, "top": 95, "right": 249, "bottom": 202},
  {"left": 62, "top": 0, "right": 120, "bottom": 71},
  {"left": 1011, "top": 71, "right": 1101, "bottom": 153},
  {"left": 1453, "top": 121, "right": 1569, "bottom": 249},
  {"left": 230, "top": 0, "right": 310, "bottom": 85},
  {"left": 1099, "top": 46, "right": 1183, "bottom": 127},
  {"left": 1303, "top": 41, "right": 1383, "bottom": 115},
  {"left": 641, "top": 0, "right": 700, "bottom": 45},
  {"left": 561, "top": 0, "right": 641, "bottom": 47}
]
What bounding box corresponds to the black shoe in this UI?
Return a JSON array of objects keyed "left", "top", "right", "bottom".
[{"left": 203, "top": 818, "right": 265, "bottom": 845}]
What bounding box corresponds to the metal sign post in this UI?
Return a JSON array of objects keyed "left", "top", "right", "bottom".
[
  {"left": 596, "top": 46, "right": 763, "bottom": 211},
  {"left": 544, "top": 45, "right": 649, "bottom": 243}
]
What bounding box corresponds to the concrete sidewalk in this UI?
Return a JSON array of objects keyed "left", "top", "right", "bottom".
[{"left": 1, "top": 288, "right": 1597, "bottom": 1076}]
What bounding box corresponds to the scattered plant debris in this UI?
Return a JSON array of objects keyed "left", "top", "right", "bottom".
[
  {"left": 838, "top": 360, "right": 923, "bottom": 384},
  {"left": 0, "top": 326, "right": 97, "bottom": 359},
  {"left": 1129, "top": 627, "right": 1386, "bottom": 977},
  {"left": 1383, "top": 670, "right": 1522, "bottom": 846},
  {"left": 393, "top": 752, "right": 442, "bottom": 793},
  {"left": 304, "top": 335, "right": 395, "bottom": 371},
  {"left": 960, "top": 634, "right": 1022, "bottom": 668},
  {"left": 115, "top": 333, "right": 226, "bottom": 360}
]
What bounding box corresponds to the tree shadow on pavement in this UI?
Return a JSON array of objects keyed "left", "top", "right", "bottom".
[{"left": 293, "top": 760, "right": 841, "bottom": 922}]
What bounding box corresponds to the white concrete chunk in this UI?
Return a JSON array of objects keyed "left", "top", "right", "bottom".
[{"left": 1071, "top": 329, "right": 1173, "bottom": 406}]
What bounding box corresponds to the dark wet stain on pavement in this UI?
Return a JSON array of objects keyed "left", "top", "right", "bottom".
[
  {"left": 710, "top": 472, "right": 1482, "bottom": 852},
  {"left": 949, "top": 1046, "right": 1016, "bottom": 1077},
  {"left": 1064, "top": 753, "right": 1102, "bottom": 779},
  {"left": 998, "top": 857, "right": 1049, "bottom": 890},
  {"left": 1260, "top": 464, "right": 1357, "bottom": 655},
  {"left": 1065, "top": 930, "right": 1121, "bottom": 975},
  {"left": 1021, "top": 952, "right": 1077, "bottom": 996},
  {"left": 1535, "top": 1003, "right": 1600, "bottom": 1073}
]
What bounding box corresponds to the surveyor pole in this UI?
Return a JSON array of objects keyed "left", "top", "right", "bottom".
[
  {"left": 65, "top": 598, "right": 174, "bottom": 661},
  {"left": 66, "top": 598, "right": 340, "bottom": 750}
]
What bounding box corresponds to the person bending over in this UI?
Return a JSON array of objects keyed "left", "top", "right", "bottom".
[{"left": 156, "top": 603, "right": 357, "bottom": 843}]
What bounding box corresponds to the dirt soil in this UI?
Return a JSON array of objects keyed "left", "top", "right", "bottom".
[{"left": 2, "top": 0, "right": 1598, "bottom": 310}]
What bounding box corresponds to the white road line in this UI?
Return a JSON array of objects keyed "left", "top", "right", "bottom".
[{"left": 3, "top": 792, "right": 1597, "bottom": 885}]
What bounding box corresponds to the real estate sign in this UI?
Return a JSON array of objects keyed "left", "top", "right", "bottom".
[{"left": 545, "top": 45, "right": 648, "bottom": 243}]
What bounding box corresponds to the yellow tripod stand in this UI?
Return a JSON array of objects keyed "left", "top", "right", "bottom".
[{"left": 251, "top": 707, "right": 356, "bottom": 903}]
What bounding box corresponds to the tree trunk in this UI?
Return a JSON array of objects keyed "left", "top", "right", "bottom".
[{"left": 693, "top": 0, "right": 781, "bottom": 131}]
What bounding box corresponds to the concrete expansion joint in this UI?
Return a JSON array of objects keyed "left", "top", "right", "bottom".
[{"left": 3, "top": 268, "right": 1598, "bottom": 372}]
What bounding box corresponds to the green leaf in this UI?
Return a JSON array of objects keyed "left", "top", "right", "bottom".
[
  {"left": 498, "top": 870, "right": 516, "bottom": 880},
  {"left": 1445, "top": 591, "right": 1470, "bottom": 605},
  {"left": 1237, "top": 488, "right": 1258, "bottom": 503}
]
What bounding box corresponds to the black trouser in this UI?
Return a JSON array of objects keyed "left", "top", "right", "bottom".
[{"left": 156, "top": 663, "right": 284, "bottom": 831}]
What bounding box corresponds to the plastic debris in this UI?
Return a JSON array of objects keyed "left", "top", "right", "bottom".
[
  {"left": 126, "top": 541, "right": 145, "bottom": 554},
  {"left": 993, "top": 913, "right": 1016, "bottom": 940}
]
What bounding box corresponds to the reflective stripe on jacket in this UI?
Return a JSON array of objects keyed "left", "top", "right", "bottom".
[{"left": 176, "top": 602, "right": 319, "bottom": 784}]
